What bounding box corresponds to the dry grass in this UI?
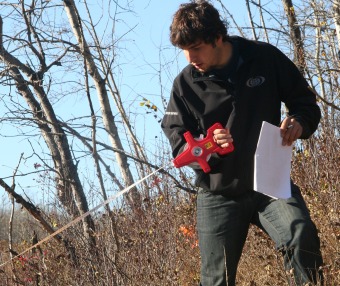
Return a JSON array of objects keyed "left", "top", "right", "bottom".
[{"left": 0, "top": 134, "right": 338, "bottom": 286}]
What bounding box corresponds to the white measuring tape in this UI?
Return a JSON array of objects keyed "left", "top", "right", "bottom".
[{"left": 0, "top": 164, "right": 169, "bottom": 267}]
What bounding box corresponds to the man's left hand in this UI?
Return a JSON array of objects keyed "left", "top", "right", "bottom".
[{"left": 280, "top": 117, "right": 303, "bottom": 146}]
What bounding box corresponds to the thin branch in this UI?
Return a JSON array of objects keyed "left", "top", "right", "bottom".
[{"left": 246, "top": 0, "right": 257, "bottom": 40}]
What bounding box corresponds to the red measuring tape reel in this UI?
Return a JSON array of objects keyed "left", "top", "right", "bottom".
[{"left": 173, "top": 123, "right": 234, "bottom": 173}]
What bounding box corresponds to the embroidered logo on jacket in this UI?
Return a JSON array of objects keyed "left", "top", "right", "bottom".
[{"left": 246, "top": 76, "right": 265, "bottom": 87}]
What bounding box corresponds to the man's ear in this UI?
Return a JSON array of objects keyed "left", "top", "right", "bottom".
[{"left": 212, "top": 36, "right": 223, "bottom": 48}]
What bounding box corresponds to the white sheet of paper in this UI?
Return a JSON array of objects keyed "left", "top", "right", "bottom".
[{"left": 254, "top": 121, "right": 292, "bottom": 199}]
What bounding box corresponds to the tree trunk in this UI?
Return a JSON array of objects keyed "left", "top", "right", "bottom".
[
  {"left": 281, "top": 0, "right": 306, "bottom": 74},
  {"left": 62, "top": 0, "right": 142, "bottom": 211},
  {"left": 0, "top": 17, "right": 96, "bottom": 247}
]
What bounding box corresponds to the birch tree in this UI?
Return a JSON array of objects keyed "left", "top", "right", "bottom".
[
  {"left": 62, "top": 0, "right": 142, "bottom": 210},
  {"left": 0, "top": 0, "right": 146, "bottom": 248},
  {"left": 281, "top": 0, "right": 306, "bottom": 73},
  {"left": 0, "top": 9, "right": 96, "bottom": 246}
]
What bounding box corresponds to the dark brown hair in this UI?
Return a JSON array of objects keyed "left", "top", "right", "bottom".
[{"left": 170, "top": 1, "right": 228, "bottom": 47}]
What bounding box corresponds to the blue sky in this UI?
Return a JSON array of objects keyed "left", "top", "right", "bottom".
[{"left": 0, "top": 1, "right": 250, "bottom": 203}]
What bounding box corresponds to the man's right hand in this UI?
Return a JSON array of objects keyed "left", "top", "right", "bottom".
[{"left": 213, "top": 128, "right": 233, "bottom": 149}]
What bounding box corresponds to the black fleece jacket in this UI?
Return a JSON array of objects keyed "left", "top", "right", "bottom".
[{"left": 161, "top": 36, "right": 321, "bottom": 196}]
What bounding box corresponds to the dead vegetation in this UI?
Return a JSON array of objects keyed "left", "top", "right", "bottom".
[{"left": 0, "top": 129, "right": 339, "bottom": 286}]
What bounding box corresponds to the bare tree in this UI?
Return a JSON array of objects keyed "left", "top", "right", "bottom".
[
  {"left": 0, "top": 1, "right": 338, "bottom": 284},
  {"left": 62, "top": 0, "right": 142, "bottom": 211},
  {"left": 0, "top": 0, "right": 188, "bottom": 255},
  {"left": 281, "top": 0, "right": 306, "bottom": 73},
  {"left": 0, "top": 9, "right": 97, "bottom": 250},
  {"left": 219, "top": 0, "right": 339, "bottom": 127}
]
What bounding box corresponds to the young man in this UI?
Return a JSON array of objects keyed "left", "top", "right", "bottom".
[{"left": 161, "top": 1, "right": 323, "bottom": 286}]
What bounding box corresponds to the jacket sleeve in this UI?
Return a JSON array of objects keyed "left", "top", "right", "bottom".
[
  {"left": 161, "top": 83, "right": 200, "bottom": 159},
  {"left": 274, "top": 46, "right": 321, "bottom": 139}
]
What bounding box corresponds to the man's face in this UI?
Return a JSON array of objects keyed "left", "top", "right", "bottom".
[{"left": 181, "top": 38, "right": 223, "bottom": 72}]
